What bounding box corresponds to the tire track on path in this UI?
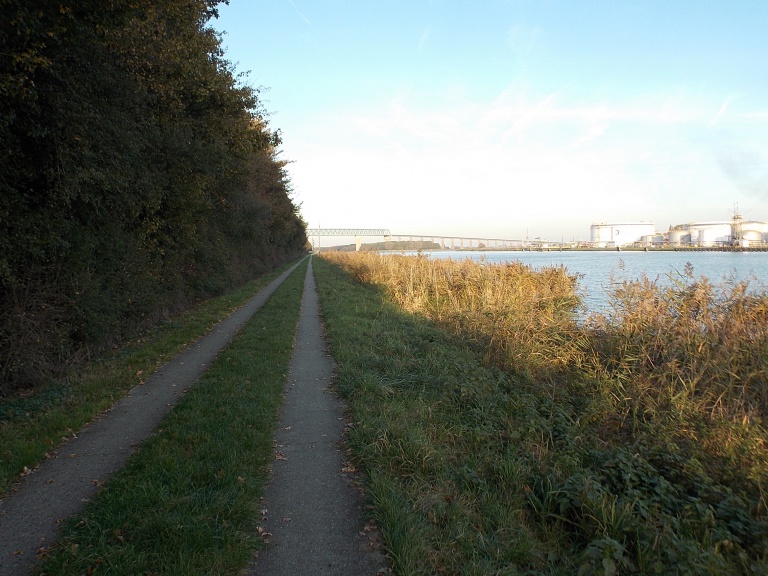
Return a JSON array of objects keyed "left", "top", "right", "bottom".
[{"left": 247, "top": 257, "right": 389, "bottom": 575}]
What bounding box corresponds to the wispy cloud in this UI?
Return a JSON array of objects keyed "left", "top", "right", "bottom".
[
  {"left": 284, "top": 0, "right": 317, "bottom": 34},
  {"left": 292, "top": 84, "right": 765, "bottom": 237},
  {"left": 416, "top": 26, "right": 431, "bottom": 54},
  {"left": 350, "top": 85, "right": 710, "bottom": 155},
  {"left": 708, "top": 96, "right": 731, "bottom": 126}
]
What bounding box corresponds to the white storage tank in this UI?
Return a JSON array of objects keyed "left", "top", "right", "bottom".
[
  {"left": 742, "top": 229, "right": 762, "bottom": 242},
  {"left": 640, "top": 234, "right": 665, "bottom": 245},
  {"left": 590, "top": 222, "right": 656, "bottom": 247},
  {"left": 743, "top": 221, "right": 768, "bottom": 244},
  {"left": 667, "top": 219, "right": 768, "bottom": 247},
  {"left": 668, "top": 228, "right": 690, "bottom": 245},
  {"left": 696, "top": 223, "right": 732, "bottom": 246}
]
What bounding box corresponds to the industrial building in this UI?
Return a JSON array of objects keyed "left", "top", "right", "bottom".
[
  {"left": 668, "top": 220, "right": 768, "bottom": 248},
  {"left": 590, "top": 217, "right": 768, "bottom": 248}
]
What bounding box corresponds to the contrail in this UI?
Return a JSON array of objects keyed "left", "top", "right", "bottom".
[
  {"left": 285, "top": 0, "right": 318, "bottom": 34},
  {"left": 708, "top": 96, "right": 730, "bottom": 127}
]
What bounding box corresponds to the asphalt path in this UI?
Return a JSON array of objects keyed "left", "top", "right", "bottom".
[
  {"left": 246, "top": 258, "right": 389, "bottom": 575},
  {"left": 0, "top": 260, "right": 303, "bottom": 575}
]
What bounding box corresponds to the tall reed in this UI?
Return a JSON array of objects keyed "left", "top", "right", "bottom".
[
  {"left": 323, "top": 252, "right": 584, "bottom": 383},
  {"left": 325, "top": 252, "right": 768, "bottom": 423},
  {"left": 587, "top": 271, "right": 768, "bottom": 421}
]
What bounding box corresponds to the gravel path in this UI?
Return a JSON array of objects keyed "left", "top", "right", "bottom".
[
  {"left": 0, "top": 261, "right": 302, "bottom": 576},
  {"left": 246, "top": 258, "right": 389, "bottom": 575}
]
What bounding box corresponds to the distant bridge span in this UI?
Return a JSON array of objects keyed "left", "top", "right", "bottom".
[
  {"left": 306, "top": 228, "right": 391, "bottom": 251},
  {"left": 306, "top": 228, "right": 530, "bottom": 251},
  {"left": 306, "top": 228, "right": 391, "bottom": 237}
]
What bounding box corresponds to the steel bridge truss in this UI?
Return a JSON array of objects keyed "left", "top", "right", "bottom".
[
  {"left": 306, "top": 228, "right": 391, "bottom": 236},
  {"left": 306, "top": 228, "right": 528, "bottom": 251},
  {"left": 306, "top": 228, "right": 392, "bottom": 251}
]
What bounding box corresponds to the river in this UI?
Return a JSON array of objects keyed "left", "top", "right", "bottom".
[{"left": 405, "top": 250, "right": 768, "bottom": 314}]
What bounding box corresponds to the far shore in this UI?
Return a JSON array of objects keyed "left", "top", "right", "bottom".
[{"left": 321, "top": 243, "right": 768, "bottom": 253}]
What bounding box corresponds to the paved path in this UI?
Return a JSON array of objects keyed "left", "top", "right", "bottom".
[
  {"left": 0, "top": 261, "right": 303, "bottom": 576},
  {"left": 247, "top": 258, "right": 388, "bottom": 575}
]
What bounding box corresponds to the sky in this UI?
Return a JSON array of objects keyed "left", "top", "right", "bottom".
[{"left": 211, "top": 1, "right": 768, "bottom": 242}]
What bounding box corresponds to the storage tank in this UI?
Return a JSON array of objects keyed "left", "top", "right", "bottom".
[
  {"left": 686, "top": 222, "right": 732, "bottom": 246},
  {"left": 668, "top": 228, "right": 690, "bottom": 245},
  {"left": 590, "top": 222, "right": 655, "bottom": 247},
  {"left": 742, "top": 229, "right": 762, "bottom": 242},
  {"left": 640, "top": 234, "right": 664, "bottom": 246},
  {"left": 668, "top": 219, "right": 768, "bottom": 247},
  {"left": 696, "top": 223, "right": 731, "bottom": 246},
  {"left": 743, "top": 221, "right": 768, "bottom": 244}
]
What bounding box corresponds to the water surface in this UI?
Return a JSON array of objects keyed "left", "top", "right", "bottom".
[{"left": 404, "top": 250, "right": 768, "bottom": 313}]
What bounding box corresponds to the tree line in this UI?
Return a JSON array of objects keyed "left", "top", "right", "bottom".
[{"left": 0, "top": 0, "right": 308, "bottom": 390}]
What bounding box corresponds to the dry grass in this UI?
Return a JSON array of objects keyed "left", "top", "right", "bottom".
[
  {"left": 325, "top": 252, "right": 584, "bottom": 382},
  {"left": 324, "top": 251, "right": 768, "bottom": 423},
  {"left": 588, "top": 272, "right": 768, "bottom": 421}
]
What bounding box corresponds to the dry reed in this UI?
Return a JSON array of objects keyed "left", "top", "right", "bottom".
[
  {"left": 324, "top": 252, "right": 768, "bottom": 424},
  {"left": 323, "top": 252, "right": 583, "bottom": 382}
]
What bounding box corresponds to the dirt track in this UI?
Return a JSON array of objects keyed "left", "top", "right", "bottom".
[
  {"left": 246, "top": 258, "right": 388, "bottom": 575},
  {"left": 0, "top": 257, "right": 389, "bottom": 575},
  {"left": 0, "top": 263, "right": 306, "bottom": 575}
]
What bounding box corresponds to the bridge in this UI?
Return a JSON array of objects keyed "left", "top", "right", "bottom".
[
  {"left": 306, "top": 228, "right": 391, "bottom": 251},
  {"left": 306, "top": 228, "right": 531, "bottom": 251}
]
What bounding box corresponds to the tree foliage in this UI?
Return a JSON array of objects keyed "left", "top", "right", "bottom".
[{"left": 0, "top": 0, "right": 307, "bottom": 389}]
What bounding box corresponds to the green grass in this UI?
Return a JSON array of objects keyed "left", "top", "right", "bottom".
[
  {"left": 312, "top": 254, "right": 768, "bottom": 576},
  {"left": 34, "top": 258, "right": 307, "bottom": 575},
  {"left": 0, "top": 260, "right": 299, "bottom": 497},
  {"left": 312, "top": 256, "right": 555, "bottom": 575}
]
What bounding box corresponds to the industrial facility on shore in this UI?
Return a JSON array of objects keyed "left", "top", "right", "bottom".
[{"left": 590, "top": 213, "right": 768, "bottom": 249}]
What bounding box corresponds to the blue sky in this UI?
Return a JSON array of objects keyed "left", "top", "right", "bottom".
[{"left": 212, "top": 1, "right": 768, "bottom": 242}]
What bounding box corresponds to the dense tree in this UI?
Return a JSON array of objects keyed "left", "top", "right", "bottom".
[{"left": 0, "top": 0, "right": 306, "bottom": 389}]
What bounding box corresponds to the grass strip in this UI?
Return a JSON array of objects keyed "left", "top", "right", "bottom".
[
  {"left": 312, "top": 255, "right": 768, "bottom": 576},
  {"left": 312, "top": 256, "right": 551, "bottom": 575},
  {"left": 0, "top": 261, "right": 299, "bottom": 496},
  {"left": 35, "top": 257, "right": 307, "bottom": 575}
]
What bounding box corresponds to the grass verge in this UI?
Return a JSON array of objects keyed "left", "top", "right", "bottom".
[
  {"left": 0, "top": 260, "right": 299, "bottom": 497},
  {"left": 34, "top": 257, "right": 307, "bottom": 575},
  {"left": 313, "top": 253, "right": 768, "bottom": 575}
]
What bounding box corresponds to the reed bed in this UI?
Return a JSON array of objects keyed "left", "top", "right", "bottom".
[
  {"left": 325, "top": 251, "right": 768, "bottom": 423},
  {"left": 329, "top": 252, "right": 584, "bottom": 381},
  {"left": 318, "top": 252, "right": 768, "bottom": 575},
  {"left": 588, "top": 272, "right": 768, "bottom": 421}
]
